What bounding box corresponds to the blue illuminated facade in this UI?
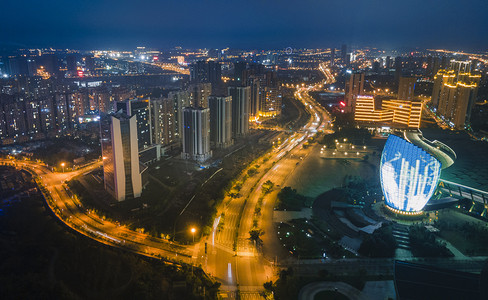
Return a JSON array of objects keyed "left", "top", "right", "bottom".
[{"left": 380, "top": 135, "right": 441, "bottom": 212}]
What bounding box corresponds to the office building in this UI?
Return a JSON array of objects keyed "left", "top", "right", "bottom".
[
  {"left": 382, "top": 100, "right": 422, "bottom": 128},
  {"left": 168, "top": 90, "right": 191, "bottom": 141},
  {"left": 83, "top": 55, "right": 95, "bottom": 71},
  {"left": 101, "top": 113, "right": 142, "bottom": 201},
  {"left": 209, "top": 96, "right": 233, "bottom": 148},
  {"left": 72, "top": 91, "right": 90, "bottom": 117},
  {"left": 188, "top": 82, "right": 211, "bottom": 108},
  {"left": 189, "top": 61, "right": 222, "bottom": 84},
  {"left": 450, "top": 60, "right": 471, "bottom": 74},
  {"left": 27, "top": 59, "right": 37, "bottom": 77},
  {"left": 385, "top": 56, "right": 392, "bottom": 69},
  {"left": 248, "top": 77, "right": 260, "bottom": 118},
  {"left": 431, "top": 60, "right": 481, "bottom": 129},
  {"left": 0, "top": 95, "right": 28, "bottom": 143},
  {"left": 228, "top": 86, "right": 250, "bottom": 137},
  {"left": 345, "top": 72, "right": 364, "bottom": 112},
  {"left": 115, "top": 98, "right": 152, "bottom": 150},
  {"left": 7, "top": 56, "right": 29, "bottom": 76},
  {"left": 259, "top": 86, "right": 281, "bottom": 117},
  {"left": 151, "top": 97, "right": 175, "bottom": 146},
  {"left": 372, "top": 61, "right": 380, "bottom": 73},
  {"left": 234, "top": 61, "right": 247, "bottom": 83},
  {"left": 66, "top": 54, "right": 77, "bottom": 73},
  {"left": 40, "top": 53, "right": 59, "bottom": 76},
  {"left": 89, "top": 87, "right": 111, "bottom": 113},
  {"left": 181, "top": 107, "right": 212, "bottom": 162},
  {"left": 251, "top": 71, "right": 281, "bottom": 117},
  {"left": 355, "top": 96, "right": 384, "bottom": 123},
  {"left": 398, "top": 77, "right": 416, "bottom": 100},
  {"left": 54, "top": 92, "right": 77, "bottom": 131},
  {"left": 111, "top": 86, "right": 136, "bottom": 103}
]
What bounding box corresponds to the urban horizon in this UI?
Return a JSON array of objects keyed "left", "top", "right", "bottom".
[{"left": 1, "top": 1, "right": 488, "bottom": 299}]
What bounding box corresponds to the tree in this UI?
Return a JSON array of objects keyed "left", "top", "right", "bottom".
[
  {"left": 263, "top": 281, "right": 274, "bottom": 291},
  {"left": 358, "top": 224, "right": 397, "bottom": 257},
  {"left": 277, "top": 187, "right": 307, "bottom": 211},
  {"left": 247, "top": 167, "right": 258, "bottom": 177},
  {"left": 262, "top": 180, "right": 274, "bottom": 194},
  {"left": 228, "top": 192, "right": 240, "bottom": 199},
  {"left": 409, "top": 225, "right": 453, "bottom": 257},
  {"left": 249, "top": 228, "right": 264, "bottom": 243}
]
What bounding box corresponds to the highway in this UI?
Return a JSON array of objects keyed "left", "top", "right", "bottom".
[
  {"left": 198, "top": 79, "right": 333, "bottom": 298},
  {"left": 3, "top": 159, "right": 194, "bottom": 264},
  {"left": 6, "top": 59, "right": 487, "bottom": 299},
  {"left": 2, "top": 64, "right": 335, "bottom": 299},
  {"left": 318, "top": 62, "right": 336, "bottom": 85}
]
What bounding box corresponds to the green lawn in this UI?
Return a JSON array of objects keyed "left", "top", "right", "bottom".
[{"left": 436, "top": 209, "right": 488, "bottom": 256}]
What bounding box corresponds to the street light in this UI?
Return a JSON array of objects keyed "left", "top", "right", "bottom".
[
  {"left": 190, "top": 227, "right": 197, "bottom": 276},
  {"left": 61, "top": 162, "right": 65, "bottom": 173},
  {"left": 191, "top": 227, "right": 196, "bottom": 243}
]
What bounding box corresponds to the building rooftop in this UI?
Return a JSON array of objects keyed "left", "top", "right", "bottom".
[
  {"left": 403, "top": 130, "right": 456, "bottom": 169},
  {"left": 420, "top": 129, "right": 488, "bottom": 193},
  {"left": 395, "top": 260, "right": 482, "bottom": 300}
]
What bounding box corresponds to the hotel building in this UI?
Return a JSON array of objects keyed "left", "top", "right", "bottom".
[{"left": 354, "top": 95, "right": 422, "bottom": 128}]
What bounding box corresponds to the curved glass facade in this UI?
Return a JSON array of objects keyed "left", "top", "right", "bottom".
[{"left": 380, "top": 135, "right": 441, "bottom": 212}]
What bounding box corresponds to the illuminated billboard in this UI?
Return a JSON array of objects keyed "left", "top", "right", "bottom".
[{"left": 380, "top": 135, "right": 441, "bottom": 212}]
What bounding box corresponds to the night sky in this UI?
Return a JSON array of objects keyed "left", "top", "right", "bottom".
[{"left": 2, "top": 0, "right": 488, "bottom": 50}]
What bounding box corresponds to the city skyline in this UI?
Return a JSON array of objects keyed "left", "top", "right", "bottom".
[
  {"left": 2, "top": 2, "right": 488, "bottom": 298},
  {"left": 2, "top": 0, "right": 488, "bottom": 50}
]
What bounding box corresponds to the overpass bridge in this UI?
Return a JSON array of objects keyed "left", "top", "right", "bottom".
[{"left": 438, "top": 179, "right": 488, "bottom": 216}]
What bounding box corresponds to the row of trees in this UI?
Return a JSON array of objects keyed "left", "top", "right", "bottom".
[{"left": 249, "top": 180, "right": 275, "bottom": 244}]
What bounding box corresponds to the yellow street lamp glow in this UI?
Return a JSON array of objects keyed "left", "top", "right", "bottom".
[{"left": 190, "top": 227, "right": 196, "bottom": 243}]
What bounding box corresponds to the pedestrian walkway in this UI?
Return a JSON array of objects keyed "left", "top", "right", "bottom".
[
  {"left": 392, "top": 224, "right": 410, "bottom": 250},
  {"left": 437, "top": 236, "right": 467, "bottom": 259}
]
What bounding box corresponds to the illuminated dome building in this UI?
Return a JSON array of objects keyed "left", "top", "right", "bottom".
[{"left": 380, "top": 131, "right": 456, "bottom": 213}]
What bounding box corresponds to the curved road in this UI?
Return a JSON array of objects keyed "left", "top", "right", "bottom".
[
  {"left": 3, "top": 159, "right": 194, "bottom": 263},
  {"left": 197, "top": 81, "right": 333, "bottom": 298},
  {"left": 2, "top": 64, "right": 336, "bottom": 299}
]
